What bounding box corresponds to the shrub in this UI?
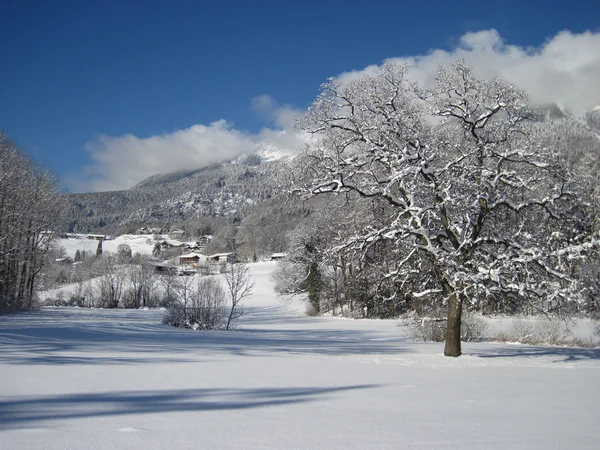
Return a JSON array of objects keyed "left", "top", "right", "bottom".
[
  {"left": 410, "top": 318, "right": 446, "bottom": 342},
  {"left": 163, "top": 302, "right": 187, "bottom": 328},
  {"left": 460, "top": 314, "right": 490, "bottom": 342},
  {"left": 163, "top": 277, "right": 227, "bottom": 330},
  {"left": 410, "top": 314, "right": 489, "bottom": 343},
  {"left": 305, "top": 302, "right": 320, "bottom": 317},
  {"left": 508, "top": 318, "right": 536, "bottom": 343},
  {"left": 489, "top": 317, "right": 575, "bottom": 345},
  {"left": 534, "top": 319, "right": 570, "bottom": 345}
]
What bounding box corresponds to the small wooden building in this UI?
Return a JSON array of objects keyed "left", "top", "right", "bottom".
[
  {"left": 179, "top": 252, "right": 208, "bottom": 267},
  {"left": 208, "top": 252, "right": 236, "bottom": 264}
]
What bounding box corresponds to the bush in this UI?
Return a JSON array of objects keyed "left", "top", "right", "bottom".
[
  {"left": 163, "top": 302, "right": 187, "bottom": 327},
  {"left": 163, "top": 277, "right": 227, "bottom": 330},
  {"left": 507, "top": 318, "right": 535, "bottom": 343},
  {"left": 460, "top": 314, "right": 489, "bottom": 342},
  {"left": 410, "top": 318, "right": 446, "bottom": 342},
  {"left": 504, "top": 318, "right": 571, "bottom": 345},
  {"left": 42, "top": 293, "right": 85, "bottom": 307},
  {"left": 410, "top": 314, "right": 489, "bottom": 343},
  {"left": 120, "top": 289, "right": 139, "bottom": 309},
  {"left": 305, "top": 302, "right": 320, "bottom": 317}
]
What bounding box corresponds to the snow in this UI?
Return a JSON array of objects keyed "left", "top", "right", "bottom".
[
  {"left": 1, "top": 261, "right": 599, "bottom": 449},
  {"left": 56, "top": 234, "right": 158, "bottom": 258},
  {"left": 178, "top": 252, "right": 206, "bottom": 260}
]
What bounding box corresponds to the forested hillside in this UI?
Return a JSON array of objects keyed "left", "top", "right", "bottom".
[{"left": 64, "top": 154, "right": 291, "bottom": 234}]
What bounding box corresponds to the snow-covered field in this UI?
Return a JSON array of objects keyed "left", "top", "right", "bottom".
[
  {"left": 1, "top": 262, "right": 599, "bottom": 449},
  {"left": 57, "top": 234, "right": 158, "bottom": 258}
]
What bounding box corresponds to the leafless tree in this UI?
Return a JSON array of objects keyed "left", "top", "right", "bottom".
[
  {"left": 223, "top": 263, "right": 254, "bottom": 330},
  {"left": 126, "top": 256, "right": 158, "bottom": 307},
  {"left": 175, "top": 274, "right": 196, "bottom": 314},
  {"left": 0, "top": 133, "right": 64, "bottom": 312},
  {"left": 296, "top": 61, "right": 598, "bottom": 356},
  {"left": 189, "top": 277, "right": 227, "bottom": 329},
  {"left": 95, "top": 255, "right": 126, "bottom": 308}
]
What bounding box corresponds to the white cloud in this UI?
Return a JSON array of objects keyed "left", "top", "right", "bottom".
[
  {"left": 67, "top": 120, "right": 305, "bottom": 192},
  {"left": 339, "top": 29, "right": 600, "bottom": 117},
  {"left": 251, "top": 94, "right": 303, "bottom": 129},
  {"left": 69, "top": 29, "right": 600, "bottom": 192}
]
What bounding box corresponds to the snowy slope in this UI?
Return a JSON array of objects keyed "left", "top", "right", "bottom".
[
  {"left": 1, "top": 262, "right": 599, "bottom": 449},
  {"left": 56, "top": 234, "right": 158, "bottom": 258}
]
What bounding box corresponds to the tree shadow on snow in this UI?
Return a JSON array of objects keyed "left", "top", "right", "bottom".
[
  {"left": 468, "top": 345, "right": 600, "bottom": 363},
  {"left": 0, "top": 307, "right": 409, "bottom": 365},
  {"left": 0, "top": 385, "right": 380, "bottom": 429}
]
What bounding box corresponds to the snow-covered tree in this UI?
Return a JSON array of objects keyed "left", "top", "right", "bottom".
[
  {"left": 295, "top": 61, "right": 598, "bottom": 356},
  {"left": 0, "top": 133, "right": 64, "bottom": 312},
  {"left": 117, "top": 243, "right": 132, "bottom": 262}
]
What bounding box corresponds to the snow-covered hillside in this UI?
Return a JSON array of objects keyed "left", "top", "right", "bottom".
[
  {"left": 64, "top": 156, "right": 288, "bottom": 233},
  {"left": 1, "top": 262, "right": 599, "bottom": 449},
  {"left": 56, "top": 234, "right": 159, "bottom": 258}
]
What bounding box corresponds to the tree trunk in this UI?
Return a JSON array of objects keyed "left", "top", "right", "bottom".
[
  {"left": 307, "top": 262, "right": 321, "bottom": 314},
  {"left": 444, "top": 292, "right": 462, "bottom": 357}
]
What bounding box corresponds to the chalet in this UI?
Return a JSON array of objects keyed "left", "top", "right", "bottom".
[
  {"left": 137, "top": 226, "right": 162, "bottom": 235},
  {"left": 152, "top": 262, "right": 177, "bottom": 274},
  {"left": 179, "top": 252, "right": 208, "bottom": 267},
  {"left": 197, "top": 235, "right": 212, "bottom": 247},
  {"left": 208, "top": 252, "right": 236, "bottom": 264},
  {"left": 160, "top": 239, "right": 185, "bottom": 248},
  {"left": 270, "top": 253, "right": 287, "bottom": 261},
  {"left": 55, "top": 257, "right": 73, "bottom": 265},
  {"left": 183, "top": 236, "right": 212, "bottom": 252},
  {"left": 169, "top": 229, "right": 185, "bottom": 238},
  {"left": 183, "top": 241, "right": 201, "bottom": 251},
  {"left": 86, "top": 234, "right": 106, "bottom": 241}
]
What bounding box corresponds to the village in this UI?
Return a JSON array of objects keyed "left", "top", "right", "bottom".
[{"left": 53, "top": 227, "right": 287, "bottom": 277}]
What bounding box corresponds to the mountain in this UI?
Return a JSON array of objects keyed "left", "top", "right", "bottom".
[
  {"left": 585, "top": 106, "right": 600, "bottom": 133},
  {"left": 63, "top": 153, "right": 290, "bottom": 234},
  {"left": 63, "top": 103, "right": 600, "bottom": 236}
]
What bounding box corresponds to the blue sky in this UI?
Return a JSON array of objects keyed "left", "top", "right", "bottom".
[{"left": 1, "top": 0, "right": 599, "bottom": 192}]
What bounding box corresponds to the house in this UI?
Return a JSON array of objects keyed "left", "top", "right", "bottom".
[
  {"left": 208, "top": 252, "right": 237, "bottom": 264},
  {"left": 183, "top": 235, "right": 212, "bottom": 252},
  {"left": 86, "top": 234, "right": 106, "bottom": 241},
  {"left": 179, "top": 252, "right": 208, "bottom": 267},
  {"left": 152, "top": 262, "right": 177, "bottom": 274},
  {"left": 160, "top": 239, "right": 185, "bottom": 248},
  {"left": 270, "top": 253, "right": 287, "bottom": 261},
  {"left": 137, "top": 226, "right": 162, "bottom": 235},
  {"left": 55, "top": 257, "right": 73, "bottom": 265},
  {"left": 169, "top": 229, "right": 185, "bottom": 238},
  {"left": 197, "top": 235, "right": 212, "bottom": 247},
  {"left": 183, "top": 241, "right": 201, "bottom": 251}
]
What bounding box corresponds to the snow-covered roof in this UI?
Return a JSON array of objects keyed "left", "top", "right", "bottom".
[
  {"left": 55, "top": 257, "right": 72, "bottom": 263},
  {"left": 179, "top": 252, "right": 207, "bottom": 259},
  {"left": 209, "top": 252, "right": 234, "bottom": 258},
  {"left": 164, "top": 239, "right": 184, "bottom": 247}
]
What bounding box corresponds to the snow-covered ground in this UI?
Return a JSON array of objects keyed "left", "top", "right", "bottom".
[
  {"left": 56, "top": 234, "right": 158, "bottom": 258},
  {"left": 1, "top": 262, "right": 599, "bottom": 449}
]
